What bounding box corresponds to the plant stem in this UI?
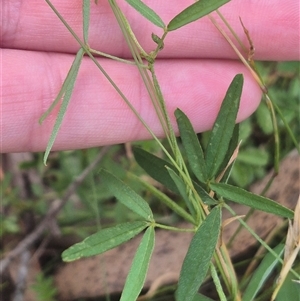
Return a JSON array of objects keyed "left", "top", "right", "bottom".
[
  {"left": 154, "top": 223, "right": 195, "bottom": 232},
  {"left": 210, "top": 263, "right": 228, "bottom": 301}
]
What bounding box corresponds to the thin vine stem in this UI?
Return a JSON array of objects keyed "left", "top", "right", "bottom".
[
  {"left": 210, "top": 263, "right": 228, "bottom": 301},
  {"left": 45, "top": 0, "right": 173, "bottom": 159},
  {"left": 108, "top": 0, "right": 206, "bottom": 223},
  {"left": 89, "top": 48, "right": 144, "bottom": 66},
  {"left": 154, "top": 223, "right": 195, "bottom": 232}
]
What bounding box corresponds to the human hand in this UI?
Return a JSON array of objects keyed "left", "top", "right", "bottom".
[{"left": 2, "top": 0, "right": 298, "bottom": 153}]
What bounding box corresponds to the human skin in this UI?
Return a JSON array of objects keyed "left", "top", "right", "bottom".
[{"left": 1, "top": 0, "right": 299, "bottom": 153}]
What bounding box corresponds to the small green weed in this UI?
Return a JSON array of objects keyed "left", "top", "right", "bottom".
[
  {"left": 31, "top": 272, "right": 57, "bottom": 301},
  {"left": 4, "top": 1, "right": 298, "bottom": 301}
]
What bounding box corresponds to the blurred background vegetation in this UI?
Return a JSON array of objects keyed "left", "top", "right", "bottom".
[{"left": 1, "top": 60, "right": 299, "bottom": 300}]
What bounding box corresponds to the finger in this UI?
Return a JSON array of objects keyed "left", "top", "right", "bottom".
[
  {"left": 2, "top": 49, "right": 261, "bottom": 153},
  {"left": 2, "top": 0, "right": 299, "bottom": 60}
]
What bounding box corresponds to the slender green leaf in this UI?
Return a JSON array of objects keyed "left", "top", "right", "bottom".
[
  {"left": 133, "top": 147, "right": 179, "bottom": 194},
  {"left": 43, "top": 48, "right": 84, "bottom": 164},
  {"left": 166, "top": 167, "right": 196, "bottom": 217},
  {"left": 206, "top": 74, "right": 244, "bottom": 179},
  {"left": 210, "top": 183, "right": 294, "bottom": 219},
  {"left": 176, "top": 206, "right": 221, "bottom": 301},
  {"left": 175, "top": 109, "right": 207, "bottom": 183},
  {"left": 125, "top": 0, "right": 165, "bottom": 28},
  {"left": 39, "top": 4, "right": 87, "bottom": 126},
  {"left": 99, "top": 169, "right": 153, "bottom": 221},
  {"left": 83, "top": 0, "right": 90, "bottom": 44},
  {"left": 120, "top": 226, "right": 155, "bottom": 301},
  {"left": 218, "top": 124, "right": 239, "bottom": 181},
  {"left": 39, "top": 74, "right": 69, "bottom": 124},
  {"left": 192, "top": 294, "right": 214, "bottom": 301},
  {"left": 243, "top": 244, "right": 284, "bottom": 301},
  {"left": 62, "top": 221, "right": 147, "bottom": 261},
  {"left": 193, "top": 181, "right": 218, "bottom": 205},
  {"left": 210, "top": 263, "right": 227, "bottom": 301},
  {"left": 167, "top": 0, "right": 230, "bottom": 31}
]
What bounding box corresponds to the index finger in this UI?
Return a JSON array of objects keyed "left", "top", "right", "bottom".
[{"left": 2, "top": 0, "right": 299, "bottom": 60}]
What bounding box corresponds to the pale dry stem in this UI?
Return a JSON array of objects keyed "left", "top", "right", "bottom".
[{"left": 271, "top": 195, "right": 300, "bottom": 300}]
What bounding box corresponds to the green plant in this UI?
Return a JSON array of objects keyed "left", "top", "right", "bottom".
[
  {"left": 39, "top": 1, "right": 299, "bottom": 301},
  {"left": 31, "top": 272, "right": 57, "bottom": 301}
]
